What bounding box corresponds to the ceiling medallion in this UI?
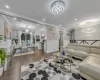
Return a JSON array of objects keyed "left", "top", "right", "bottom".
[{"left": 51, "top": 1, "right": 65, "bottom": 14}]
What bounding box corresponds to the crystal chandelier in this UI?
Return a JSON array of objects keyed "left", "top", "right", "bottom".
[{"left": 51, "top": 1, "right": 65, "bottom": 14}]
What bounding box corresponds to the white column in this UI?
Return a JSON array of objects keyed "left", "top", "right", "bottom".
[
  {"left": 30, "top": 32, "right": 33, "bottom": 46},
  {"left": 63, "top": 29, "right": 69, "bottom": 47},
  {"left": 18, "top": 30, "right": 22, "bottom": 46}
]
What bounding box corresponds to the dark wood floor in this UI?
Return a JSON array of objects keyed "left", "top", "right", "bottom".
[{"left": 0, "top": 48, "right": 53, "bottom": 80}]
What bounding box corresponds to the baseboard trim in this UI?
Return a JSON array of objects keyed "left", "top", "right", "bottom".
[
  {"left": 14, "top": 51, "right": 35, "bottom": 57},
  {"left": 45, "top": 51, "right": 59, "bottom": 54}
]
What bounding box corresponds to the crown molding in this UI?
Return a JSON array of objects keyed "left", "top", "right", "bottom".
[{"left": 0, "top": 9, "right": 59, "bottom": 28}]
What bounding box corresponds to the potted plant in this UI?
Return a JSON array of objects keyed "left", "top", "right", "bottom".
[
  {"left": 0, "top": 35, "right": 3, "bottom": 43},
  {"left": 0, "top": 48, "right": 7, "bottom": 76}
]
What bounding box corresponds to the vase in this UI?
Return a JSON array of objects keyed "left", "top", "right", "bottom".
[
  {"left": 0, "top": 67, "right": 3, "bottom": 76},
  {"left": 0, "top": 62, "right": 3, "bottom": 76}
]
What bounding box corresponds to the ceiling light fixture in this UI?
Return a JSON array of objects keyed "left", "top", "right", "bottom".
[
  {"left": 60, "top": 24, "right": 62, "bottom": 26},
  {"left": 25, "top": 25, "right": 29, "bottom": 33},
  {"left": 25, "top": 29, "right": 29, "bottom": 33},
  {"left": 82, "top": 27, "right": 95, "bottom": 33},
  {"left": 79, "top": 19, "right": 99, "bottom": 26},
  {"left": 5, "top": 5, "right": 10, "bottom": 9},
  {"left": 14, "top": 18, "right": 17, "bottom": 20},
  {"left": 75, "top": 18, "right": 77, "bottom": 20},
  {"left": 51, "top": 1, "right": 65, "bottom": 14},
  {"left": 42, "top": 18, "right": 46, "bottom": 21}
]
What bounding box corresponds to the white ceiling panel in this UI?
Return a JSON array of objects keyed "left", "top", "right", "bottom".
[{"left": 0, "top": 0, "right": 100, "bottom": 29}]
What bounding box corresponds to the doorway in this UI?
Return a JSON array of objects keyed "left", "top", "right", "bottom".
[{"left": 59, "top": 31, "right": 63, "bottom": 51}]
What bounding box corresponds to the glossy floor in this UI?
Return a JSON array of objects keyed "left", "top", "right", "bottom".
[{"left": 0, "top": 48, "right": 53, "bottom": 80}]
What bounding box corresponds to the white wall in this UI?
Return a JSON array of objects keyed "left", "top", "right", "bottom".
[
  {"left": 74, "top": 25, "right": 100, "bottom": 45},
  {"left": 45, "top": 40, "right": 59, "bottom": 53},
  {"left": 46, "top": 27, "right": 59, "bottom": 40},
  {"left": 45, "top": 27, "right": 59, "bottom": 53},
  {"left": 45, "top": 27, "right": 70, "bottom": 53},
  {"left": 12, "top": 29, "right": 19, "bottom": 39},
  {"left": 63, "top": 29, "right": 70, "bottom": 47},
  {"left": 0, "top": 15, "right": 5, "bottom": 36},
  {"left": 0, "top": 15, "right": 13, "bottom": 55},
  {"left": 75, "top": 25, "right": 100, "bottom": 40}
]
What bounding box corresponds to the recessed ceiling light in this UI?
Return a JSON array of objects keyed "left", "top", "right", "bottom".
[
  {"left": 16, "top": 23, "right": 18, "bottom": 26},
  {"left": 60, "top": 24, "right": 62, "bottom": 26},
  {"left": 14, "top": 18, "right": 17, "bottom": 20},
  {"left": 75, "top": 18, "right": 77, "bottom": 20},
  {"left": 42, "top": 18, "right": 46, "bottom": 21},
  {"left": 25, "top": 29, "right": 29, "bottom": 33},
  {"left": 37, "top": 24, "right": 39, "bottom": 26},
  {"left": 5, "top": 5, "right": 10, "bottom": 9}
]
